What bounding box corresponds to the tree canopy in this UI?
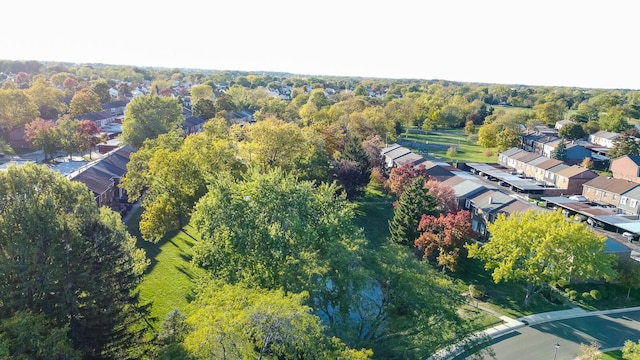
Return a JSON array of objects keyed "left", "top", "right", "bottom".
[
  {"left": 121, "top": 94, "right": 184, "bottom": 148},
  {"left": 183, "top": 280, "right": 373, "bottom": 360},
  {"left": 466, "top": 209, "right": 617, "bottom": 306},
  {"left": 191, "top": 168, "right": 367, "bottom": 295},
  {"left": 0, "top": 163, "right": 150, "bottom": 358}
]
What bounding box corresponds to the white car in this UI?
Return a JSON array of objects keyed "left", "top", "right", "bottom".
[{"left": 623, "top": 232, "right": 638, "bottom": 242}]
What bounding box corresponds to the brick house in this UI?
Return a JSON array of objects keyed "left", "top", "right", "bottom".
[{"left": 610, "top": 155, "right": 640, "bottom": 184}]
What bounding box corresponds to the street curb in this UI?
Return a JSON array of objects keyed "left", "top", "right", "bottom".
[{"left": 426, "top": 306, "right": 640, "bottom": 360}]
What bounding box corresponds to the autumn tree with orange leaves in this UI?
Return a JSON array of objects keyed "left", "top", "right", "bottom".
[{"left": 415, "top": 210, "right": 475, "bottom": 272}]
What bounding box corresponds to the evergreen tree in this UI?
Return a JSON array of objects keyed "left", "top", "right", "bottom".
[
  {"left": 0, "top": 163, "right": 150, "bottom": 359},
  {"left": 337, "top": 134, "right": 371, "bottom": 198},
  {"left": 389, "top": 177, "right": 438, "bottom": 245},
  {"left": 551, "top": 141, "right": 567, "bottom": 161}
]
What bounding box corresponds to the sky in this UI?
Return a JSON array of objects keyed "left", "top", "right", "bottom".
[{"left": 2, "top": 0, "right": 637, "bottom": 90}]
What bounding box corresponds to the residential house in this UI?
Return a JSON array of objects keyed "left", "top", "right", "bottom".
[
  {"left": 588, "top": 130, "right": 619, "bottom": 148},
  {"left": 101, "top": 100, "right": 129, "bottom": 117},
  {"left": 393, "top": 152, "right": 424, "bottom": 167},
  {"left": 443, "top": 176, "right": 493, "bottom": 210},
  {"left": 542, "top": 163, "right": 569, "bottom": 185},
  {"left": 498, "top": 147, "right": 526, "bottom": 168},
  {"left": 464, "top": 189, "right": 541, "bottom": 238},
  {"left": 414, "top": 160, "right": 462, "bottom": 181},
  {"left": 68, "top": 145, "right": 136, "bottom": 212},
  {"left": 581, "top": 176, "right": 639, "bottom": 208},
  {"left": 73, "top": 110, "right": 117, "bottom": 128},
  {"left": 182, "top": 115, "right": 206, "bottom": 135},
  {"left": 533, "top": 158, "right": 564, "bottom": 183},
  {"left": 618, "top": 186, "right": 640, "bottom": 215},
  {"left": 229, "top": 109, "right": 256, "bottom": 125},
  {"left": 382, "top": 145, "right": 425, "bottom": 168},
  {"left": 521, "top": 133, "right": 559, "bottom": 154},
  {"left": 7, "top": 126, "right": 29, "bottom": 149},
  {"left": 542, "top": 139, "right": 592, "bottom": 164},
  {"left": 552, "top": 165, "right": 598, "bottom": 195},
  {"left": 555, "top": 119, "right": 575, "bottom": 130},
  {"left": 610, "top": 155, "right": 640, "bottom": 183}
]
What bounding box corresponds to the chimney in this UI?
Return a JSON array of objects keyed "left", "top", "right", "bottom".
[{"left": 488, "top": 196, "right": 493, "bottom": 204}]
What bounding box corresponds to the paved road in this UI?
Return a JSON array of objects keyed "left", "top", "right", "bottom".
[{"left": 487, "top": 310, "right": 640, "bottom": 359}]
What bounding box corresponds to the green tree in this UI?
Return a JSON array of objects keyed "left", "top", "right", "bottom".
[
  {"left": 496, "top": 128, "right": 520, "bottom": 152},
  {"left": 551, "top": 141, "right": 567, "bottom": 161},
  {"left": 558, "top": 122, "right": 586, "bottom": 140},
  {"left": 26, "top": 79, "right": 67, "bottom": 119},
  {"left": 466, "top": 210, "right": 617, "bottom": 306},
  {"left": 338, "top": 134, "right": 372, "bottom": 198},
  {"left": 0, "top": 311, "right": 82, "bottom": 360},
  {"left": 190, "top": 83, "right": 215, "bottom": 105},
  {"left": 599, "top": 106, "right": 630, "bottom": 133},
  {"left": 184, "top": 281, "right": 372, "bottom": 360},
  {"left": 615, "top": 259, "right": 640, "bottom": 299},
  {"left": 90, "top": 79, "right": 112, "bottom": 103},
  {"left": 239, "top": 116, "right": 307, "bottom": 172},
  {"left": 389, "top": 177, "right": 438, "bottom": 245},
  {"left": 0, "top": 163, "right": 150, "bottom": 358},
  {"left": 623, "top": 339, "right": 640, "bottom": 360},
  {"left": 68, "top": 88, "right": 102, "bottom": 117},
  {"left": 55, "top": 118, "right": 81, "bottom": 157},
  {"left": 24, "top": 118, "right": 59, "bottom": 161},
  {"left": 446, "top": 145, "right": 457, "bottom": 161},
  {"left": 192, "top": 98, "right": 216, "bottom": 120},
  {"left": 0, "top": 88, "right": 39, "bottom": 130},
  {"left": 121, "top": 131, "right": 207, "bottom": 242},
  {"left": 534, "top": 101, "right": 567, "bottom": 126},
  {"left": 608, "top": 133, "right": 640, "bottom": 159},
  {"left": 191, "top": 168, "right": 366, "bottom": 295},
  {"left": 477, "top": 123, "right": 498, "bottom": 148},
  {"left": 121, "top": 94, "right": 184, "bottom": 148}
]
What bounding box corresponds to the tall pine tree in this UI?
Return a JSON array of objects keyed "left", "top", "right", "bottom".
[
  {"left": 0, "top": 163, "right": 150, "bottom": 359},
  {"left": 389, "top": 177, "right": 438, "bottom": 245},
  {"left": 335, "top": 134, "right": 371, "bottom": 199}
]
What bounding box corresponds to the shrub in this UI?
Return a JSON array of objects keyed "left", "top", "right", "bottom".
[
  {"left": 469, "top": 284, "right": 486, "bottom": 300},
  {"left": 483, "top": 149, "right": 494, "bottom": 157},
  {"left": 556, "top": 279, "right": 569, "bottom": 288},
  {"left": 568, "top": 290, "right": 578, "bottom": 300},
  {"left": 590, "top": 289, "right": 602, "bottom": 300},
  {"left": 582, "top": 292, "right": 592, "bottom": 299}
]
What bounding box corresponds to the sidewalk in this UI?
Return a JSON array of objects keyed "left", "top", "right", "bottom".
[{"left": 427, "top": 305, "right": 640, "bottom": 360}]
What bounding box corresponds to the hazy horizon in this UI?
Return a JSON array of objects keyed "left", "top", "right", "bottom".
[{"left": 2, "top": 0, "right": 637, "bottom": 90}]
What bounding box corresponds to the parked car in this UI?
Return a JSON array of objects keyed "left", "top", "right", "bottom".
[{"left": 623, "top": 232, "right": 639, "bottom": 242}]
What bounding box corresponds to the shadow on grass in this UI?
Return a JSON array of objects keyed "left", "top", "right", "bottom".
[
  {"left": 125, "top": 206, "right": 193, "bottom": 275},
  {"left": 455, "top": 258, "right": 569, "bottom": 318}
]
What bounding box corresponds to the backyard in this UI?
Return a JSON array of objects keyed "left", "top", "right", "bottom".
[{"left": 397, "top": 129, "right": 498, "bottom": 164}]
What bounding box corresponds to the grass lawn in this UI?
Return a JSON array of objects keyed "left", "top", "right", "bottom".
[
  {"left": 458, "top": 304, "right": 503, "bottom": 332},
  {"left": 455, "top": 258, "right": 571, "bottom": 318},
  {"left": 602, "top": 350, "right": 624, "bottom": 359},
  {"left": 398, "top": 129, "right": 498, "bottom": 163},
  {"left": 354, "top": 185, "right": 395, "bottom": 249},
  {"left": 125, "top": 207, "right": 207, "bottom": 328}
]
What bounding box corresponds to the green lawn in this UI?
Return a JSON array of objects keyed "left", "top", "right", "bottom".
[
  {"left": 399, "top": 129, "right": 498, "bottom": 163},
  {"left": 354, "top": 185, "right": 395, "bottom": 249},
  {"left": 125, "top": 207, "right": 207, "bottom": 328},
  {"left": 602, "top": 350, "right": 624, "bottom": 359}
]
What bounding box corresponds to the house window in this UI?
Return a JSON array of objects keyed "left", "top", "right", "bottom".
[
  {"left": 472, "top": 220, "right": 478, "bottom": 231},
  {"left": 595, "top": 190, "right": 599, "bottom": 196},
  {"left": 465, "top": 199, "right": 471, "bottom": 209},
  {"left": 631, "top": 199, "right": 638, "bottom": 208},
  {"left": 603, "top": 192, "right": 608, "bottom": 198},
  {"left": 621, "top": 197, "right": 628, "bottom": 205}
]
